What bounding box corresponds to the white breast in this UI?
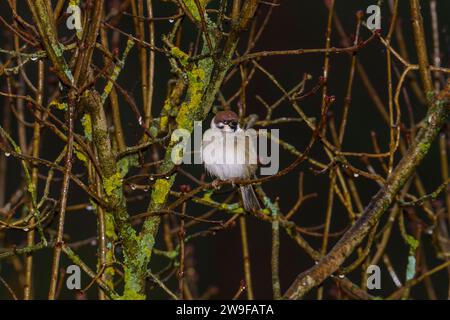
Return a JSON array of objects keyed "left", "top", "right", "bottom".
[{"left": 202, "top": 128, "right": 258, "bottom": 180}]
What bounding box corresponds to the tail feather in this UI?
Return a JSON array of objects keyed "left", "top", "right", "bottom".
[{"left": 240, "top": 185, "right": 261, "bottom": 212}]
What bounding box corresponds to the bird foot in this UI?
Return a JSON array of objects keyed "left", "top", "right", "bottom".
[
  {"left": 230, "top": 178, "right": 239, "bottom": 188},
  {"left": 212, "top": 179, "right": 221, "bottom": 190}
]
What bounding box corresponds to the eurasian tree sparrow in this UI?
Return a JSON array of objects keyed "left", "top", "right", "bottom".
[{"left": 202, "top": 111, "right": 261, "bottom": 211}]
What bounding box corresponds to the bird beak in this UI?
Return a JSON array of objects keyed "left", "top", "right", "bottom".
[{"left": 229, "top": 121, "right": 238, "bottom": 131}]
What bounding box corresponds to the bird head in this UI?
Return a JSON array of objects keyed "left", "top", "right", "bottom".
[{"left": 212, "top": 110, "right": 240, "bottom": 133}]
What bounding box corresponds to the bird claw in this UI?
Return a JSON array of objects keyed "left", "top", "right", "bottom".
[{"left": 212, "top": 179, "right": 221, "bottom": 190}]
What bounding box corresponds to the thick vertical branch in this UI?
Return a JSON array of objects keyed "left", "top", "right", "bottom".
[
  {"left": 81, "top": 91, "right": 144, "bottom": 299},
  {"left": 132, "top": 0, "right": 261, "bottom": 298}
]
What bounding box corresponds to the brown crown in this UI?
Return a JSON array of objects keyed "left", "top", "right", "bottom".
[{"left": 214, "top": 110, "right": 239, "bottom": 124}]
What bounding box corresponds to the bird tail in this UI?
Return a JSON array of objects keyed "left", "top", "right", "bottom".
[{"left": 240, "top": 185, "right": 261, "bottom": 212}]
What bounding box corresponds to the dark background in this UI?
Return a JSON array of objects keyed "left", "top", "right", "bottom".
[{"left": 1, "top": 0, "right": 449, "bottom": 299}]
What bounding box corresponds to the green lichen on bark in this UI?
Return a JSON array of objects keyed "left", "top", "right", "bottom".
[
  {"left": 170, "top": 46, "right": 190, "bottom": 66},
  {"left": 147, "top": 44, "right": 213, "bottom": 213},
  {"left": 74, "top": 148, "right": 88, "bottom": 164},
  {"left": 151, "top": 179, "right": 174, "bottom": 207},
  {"left": 101, "top": 39, "right": 135, "bottom": 103},
  {"left": 180, "top": 0, "right": 210, "bottom": 24},
  {"left": 130, "top": 41, "right": 218, "bottom": 298},
  {"left": 118, "top": 224, "right": 147, "bottom": 299},
  {"left": 105, "top": 213, "right": 117, "bottom": 240},
  {"left": 81, "top": 89, "right": 145, "bottom": 299},
  {"left": 117, "top": 154, "right": 139, "bottom": 176},
  {"left": 81, "top": 114, "right": 92, "bottom": 141},
  {"left": 103, "top": 172, "right": 122, "bottom": 197},
  {"left": 103, "top": 213, "right": 117, "bottom": 291},
  {"left": 49, "top": 99, "right": 68, "bottom": 111},
  {"left": 120, "top": 288, "right": 146, "bottom": 300}
]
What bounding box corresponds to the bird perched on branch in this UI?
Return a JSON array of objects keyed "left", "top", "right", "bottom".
[{"left": 202, "top": 110, "right": 261, "bottom": 211}]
